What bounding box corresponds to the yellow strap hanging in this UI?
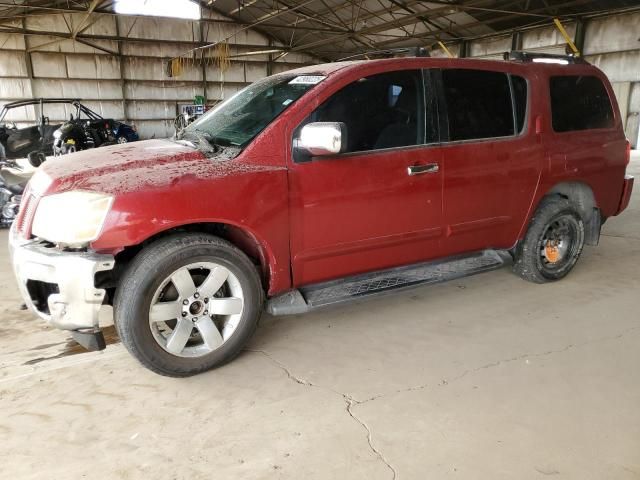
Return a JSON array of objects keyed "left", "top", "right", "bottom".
[
  {"left": 553, "top": 18, "right": 580, "bottom": 56},
  {"left": 437, "top": 41, "right": 454, "bottom": 58}
]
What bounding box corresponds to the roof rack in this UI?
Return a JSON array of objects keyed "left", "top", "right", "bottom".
[
  {"left": 337, "top": 46, "right": 430, "bottom": 62},
  {"left": 504, "top": 51, "right": 587, "bottom": 64}
]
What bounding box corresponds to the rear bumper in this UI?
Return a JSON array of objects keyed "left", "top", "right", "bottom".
[
  {"left": 9, "top": 224, "right": 115, "bottom": 331},
  {"left": 614, "top": 175, "right": 634, "bottom": 216}
]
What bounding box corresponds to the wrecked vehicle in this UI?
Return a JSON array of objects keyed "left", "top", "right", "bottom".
[
  {"left": 10, "top": 53, "right": 634, "bottom": 376},
  {"left": 52, "top": 101, "right": 139, "bottom": 155},
  {"left": 0, "top": 98, "right": 139, "bottom": 159}
]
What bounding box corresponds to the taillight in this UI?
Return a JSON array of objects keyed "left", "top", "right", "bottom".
[{"left": 625, "top": 140, "right": 631, "bottom": 166}]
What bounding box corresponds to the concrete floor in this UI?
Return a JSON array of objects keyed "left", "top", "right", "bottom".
[{"left": 1, "top": 156, "right": 639, "bottom": 480}]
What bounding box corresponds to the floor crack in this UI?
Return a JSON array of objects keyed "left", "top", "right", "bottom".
[
  {"left": 246, "top": 348, "right": 398, "bottom": 479},
  {"left": 443, "top": 325, "right": 640, "bottom": 385},
  {"left": 245, "top": 325, "right": 640, "bottom": 479},
  {"left": 600, "top": 233, "right": 640, "bottom": 241},
  {"left": 246, "top": 348, "right": 317, "bottom": 387},
  {"left": 346, "top": 397, "right": 398, "bottom": 480}
]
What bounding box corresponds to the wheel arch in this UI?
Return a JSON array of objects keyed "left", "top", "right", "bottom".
[
  {"left": 547, "top": 181, "right": 598, "bottom": 219},
  {"left": 113, "top": 221, "right": 276, "bottom": 294},
  {"left": 534, "top": 181, "right": 601, "bottom": 245}
]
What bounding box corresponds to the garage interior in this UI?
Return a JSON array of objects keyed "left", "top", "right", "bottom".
[{"left": 1, "top": 1, "right": 639, "bottom": 478}]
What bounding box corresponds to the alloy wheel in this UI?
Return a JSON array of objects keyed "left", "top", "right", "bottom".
[{"left": 148, "top": 262, "right": 244, "bottom": 357}]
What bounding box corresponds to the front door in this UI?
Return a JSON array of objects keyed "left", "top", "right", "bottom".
[{"left": 288, "top": 69, "right": 444, "bottom": 286}]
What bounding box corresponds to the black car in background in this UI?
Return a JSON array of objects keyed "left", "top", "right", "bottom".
[{"left": 0, "top": 98, "right": 139, "bottom": 160}]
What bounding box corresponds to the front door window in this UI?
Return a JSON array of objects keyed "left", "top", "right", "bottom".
[{"left": 301, "top": 70, "right": 426, "bottom": 154}]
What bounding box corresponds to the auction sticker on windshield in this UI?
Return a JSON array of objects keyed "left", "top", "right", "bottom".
[{"left": 289, "top": 75, "right": 326, "bottom": 85}]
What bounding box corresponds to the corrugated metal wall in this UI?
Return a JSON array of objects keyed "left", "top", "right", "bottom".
[
  {"left": 0, "top": 10, "right": 316, "bottom": 139},
  {"left": 464, "top": 11, "right": 640, "bottom": 147},
  {"left": 1, "top": 9, "right": 638, "bottom": 145}
]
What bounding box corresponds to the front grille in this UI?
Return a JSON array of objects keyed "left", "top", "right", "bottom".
[{"left": 15, "top": 189, "right": 39, "bottom": 239}]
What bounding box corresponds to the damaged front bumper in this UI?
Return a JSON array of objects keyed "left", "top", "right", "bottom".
[{"left": 9, "top": 224, "right": 115, "bottom": 333}]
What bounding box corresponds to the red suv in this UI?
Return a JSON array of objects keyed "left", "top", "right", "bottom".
[{"left": 10, "top": 52, "right": 634, "bottom": 376}]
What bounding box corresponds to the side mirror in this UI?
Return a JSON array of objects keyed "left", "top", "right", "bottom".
[{"left": 296, "top": 122, "right": 347, "bottom": 157}]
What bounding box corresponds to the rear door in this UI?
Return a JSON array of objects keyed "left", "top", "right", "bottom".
[
  {"left": 288, "top": 69, "right": 444, "bottom": 286},
  {"left": 435, "top": 67, "right": 541, "bottom": 256}
]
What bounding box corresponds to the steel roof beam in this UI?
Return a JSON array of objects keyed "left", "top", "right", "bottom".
[
  {"left": 0, "top": 25, "right": 286, "bottom": 51},
  {"left": 0, "top": 1, "right": 345, "bottom": 33}
]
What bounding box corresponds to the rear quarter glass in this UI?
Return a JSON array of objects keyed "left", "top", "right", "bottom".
[{"left": 549, "top": 75, "right": 615, "bottom": 132}]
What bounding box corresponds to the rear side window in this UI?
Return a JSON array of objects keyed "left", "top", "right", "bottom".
[
  {"left": 442, "top": 69, "right": 514, "bottom": 141},
  {"left": 550, "top": 75, "right": 614, "bottom": 132}
]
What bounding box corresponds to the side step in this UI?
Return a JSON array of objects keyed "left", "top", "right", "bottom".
[{"left": 266, "top": 250, "right": 511, "bottom": 315}]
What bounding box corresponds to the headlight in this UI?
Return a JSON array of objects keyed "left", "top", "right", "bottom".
[{"left": 32, "top": 191, "right": 113, "bottom": 247}]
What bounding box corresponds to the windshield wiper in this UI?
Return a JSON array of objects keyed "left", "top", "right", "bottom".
[
  {"left": 176, "top": 129, "right": 217, "bottom": 154},
  {"left": 175, "top": 129, "right": 242, "bottom": 160}
]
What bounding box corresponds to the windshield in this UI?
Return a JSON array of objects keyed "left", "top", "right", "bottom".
[{"left": 184, "top": 73, "right": 325, "bottom": 148}]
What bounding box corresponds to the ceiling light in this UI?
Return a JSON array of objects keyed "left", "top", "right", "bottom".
[{"left": 115, "top": 0, "right": 201, "bottom": 20}]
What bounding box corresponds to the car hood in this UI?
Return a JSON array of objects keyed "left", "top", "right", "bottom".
[{"left": 36, "top": 139, "right": 269, "bottom": 196}]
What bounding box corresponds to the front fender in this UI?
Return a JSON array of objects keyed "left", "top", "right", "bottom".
[{"left": 91, "top": 168, "right": 291, "bottom": 294}]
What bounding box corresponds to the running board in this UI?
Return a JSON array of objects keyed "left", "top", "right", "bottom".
[{"left": 266, "top": 250, "right": 511, "bottom": 316}]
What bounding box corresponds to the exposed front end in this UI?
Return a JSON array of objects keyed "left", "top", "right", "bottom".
[
  {"left": 9, "top": 173, "right": 116, "bottom": 349},
  {"left": 9, "top": 223, "right": 114, "bottom": 332}
]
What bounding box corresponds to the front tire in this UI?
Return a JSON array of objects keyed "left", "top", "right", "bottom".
[
  {"left": 62, "top": 144, "right": 76, "bottom": 155},
  {"left": 513, "top": 197, "right": 585, "bottom": 283},
  {"left": 114, "top": 233, "right": 264, "bottom": 377}
]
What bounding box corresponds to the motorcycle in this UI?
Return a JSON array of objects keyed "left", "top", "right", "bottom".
[
  {"left": 0, "top": 152, "right": 43, "bottom": 227},
  {"left": 0, "top": 181, "right": 22, "bottom": 228}
]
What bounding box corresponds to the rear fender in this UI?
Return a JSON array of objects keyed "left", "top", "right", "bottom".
[
  {"left": 547, "top": 182, "right": 597, "bottom": 224},
  {"left": 520, "top": 182, "right": 601, "bottom": 246}
]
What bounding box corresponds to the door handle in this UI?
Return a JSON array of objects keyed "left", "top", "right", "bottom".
[{"left": 407, "top": 163, "right": 439, "bottom": 176}]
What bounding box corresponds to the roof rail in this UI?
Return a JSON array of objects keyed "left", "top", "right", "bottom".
[
  {"left": 337, "top": 46, "right": 429, "bottom": 61},
  {"left": 504, "top": 51, "right": 587, "bottom": 64}
]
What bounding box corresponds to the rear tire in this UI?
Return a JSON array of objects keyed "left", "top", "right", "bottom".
[
  {"left": 513, "top": 197, "right": 585, "bottom": 283},
  {"left": 114, "top": 233, "right": 264, "bottom": 377}
]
